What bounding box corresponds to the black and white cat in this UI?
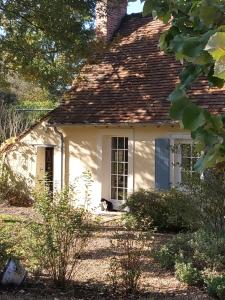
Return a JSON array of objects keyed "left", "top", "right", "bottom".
[{"left": 101, "top": 198, "right": 117, "bottom": 212}]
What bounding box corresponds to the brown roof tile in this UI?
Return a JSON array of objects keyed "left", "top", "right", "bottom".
[{"left": 49, "top": 13, "right": 225, "bottom": 125}]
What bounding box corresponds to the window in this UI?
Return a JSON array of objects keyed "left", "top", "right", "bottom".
[
  {"left": 111, "top": 137, "right": 128, "bottom": 201},
  {"left": 174, "top": 141, "right": 201, "bottom": 185}
]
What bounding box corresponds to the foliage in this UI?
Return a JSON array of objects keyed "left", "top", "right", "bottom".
[
  {"left": 0, "top": 0, "right": 96, "bottom": 95},
  {"left": 0, "top": 101, "right": 48, "bottom": 144},
  {"left": 153, "top": 233, "right": 193, "bottom": 270},
  {"left": 108, "top": 219, "right": 152, "bottom": 296},
  {"left": 204, "top": 273, "right": 225, "bottom": 299},
  {"left": 141, "top": 0, "right": 225, "bottom": 171},
  {"left": 125, "top": 188, "right": 197, "bottom": 232},
  {"left": 154, "top": 230, "right": 225, "bottom": 273},
  {"left": 0, "top": 158, "right": 33, "bottom": 206},
  {"left": 0, "top": 216, "right": 27, "bottom": 271},
  {"left": 175, "top": 261, "right": 201, "bottom": 286},
  {"left": 28, "top": 186, "right": 94, "bottom": 287},
  {"left": 184, "top": 170, "right": 225, "bottom": 235}
]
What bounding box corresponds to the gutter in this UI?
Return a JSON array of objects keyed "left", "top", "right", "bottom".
[{"left": 52, "top": 126, "right": 64, "bottom": 190}]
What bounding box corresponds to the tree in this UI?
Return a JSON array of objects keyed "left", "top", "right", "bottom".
[
  {"left": 140, "top": 0, "right": 225, "bottom": 171},
  {"left": 0, "top": 0, "right": 96, "bottom": 96}
]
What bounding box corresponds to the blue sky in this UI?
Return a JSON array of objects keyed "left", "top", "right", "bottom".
[{"left": 127, "top": 0, "right": 144, "bottom": 14}]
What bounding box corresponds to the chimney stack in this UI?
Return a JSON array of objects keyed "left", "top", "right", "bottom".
[{"left": 96, "top": 0, "right": 127, "bottom": 41}]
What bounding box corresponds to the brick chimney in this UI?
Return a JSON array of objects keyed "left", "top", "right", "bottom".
[{"left": 96, "top": 0, "right": 127, "bottom": 41}]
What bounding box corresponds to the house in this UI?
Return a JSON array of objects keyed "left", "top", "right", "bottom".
[{"left": 1, "top": 0, "right": 225, "bottom": 211}]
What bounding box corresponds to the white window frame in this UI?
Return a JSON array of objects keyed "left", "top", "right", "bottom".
[
  {"left": 173, "top": 139, "right": 201, "bottom": 185},
  {"left": 110, "top": 136, "right": 129, "bottom": 202}
]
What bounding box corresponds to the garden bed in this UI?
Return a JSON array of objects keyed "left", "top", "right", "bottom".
[{"left": 0, "top": 207, "right": 212, "bottom": 300}]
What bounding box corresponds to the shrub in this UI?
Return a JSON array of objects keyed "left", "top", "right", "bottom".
[
  {"left": 153, "top": 233, "right": 193, "bottom": 270},
  {"left": 0, "top": 216, "right": 27, "bottom": 271},
  {"left": 184, "top": 170, "right": 225, "bottom": 235},
  {"left": 108, "top": 219, "right": 152, "bottom": 296},
  {"left": 28, "top": 186, "right": 95, "bottom": 287},
  {"left": 125, "top": 188, "right": 198, "bottom": 232},
  {"left": 154, "top": 230, "right": 225, "bottom": 273},
  {"left": 204, "top": 274, "right": 225, "bottom": 299},
  {"left": 175, "top": 261, "right": 201, "bottom": 285}
]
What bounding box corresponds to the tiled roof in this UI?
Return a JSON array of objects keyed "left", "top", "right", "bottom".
[{"left": 49, "top": 13, "right": 225, "bottom": 125}]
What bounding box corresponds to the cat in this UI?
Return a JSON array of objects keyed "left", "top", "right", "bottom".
[{"left": 101, "top": 198, "right": 117, "bottom": 212}]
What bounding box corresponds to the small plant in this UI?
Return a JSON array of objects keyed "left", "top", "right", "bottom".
[
  {"left": 153, "top": 232, "right": 192, "bottom": 270},
  {"left": 28, "top": 186, "right": 95, "bottom": 287},
  {"left": 175, "top": 261, "right": 201, "bottom": 285},
  {"left": 108, "top": 219, "right": 152, "bottom": 296},
  {"left": 204, "top": 274, "right": 225, "bottom": 299}
]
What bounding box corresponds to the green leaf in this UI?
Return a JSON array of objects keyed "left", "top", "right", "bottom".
[
  {"left": 179, "top": 65, "right": 202, "bottom": 88},
  {"left": 214, "top": 55, "right": 225, "bottom": 79},
  {"left": 205, "top": 32, "right": 225, "bottom": 60},
  {"left": 199, "top": 1, "right": 221, "bottom": 27},
  {"left": 169, "top": 86, "right": 188, "bottom": 102},
  {"left": 182, "top": 104, "right": 207, "bottom": 131},
  {"left": 170, "top": 97, "right": 190, "bottom": 120}
]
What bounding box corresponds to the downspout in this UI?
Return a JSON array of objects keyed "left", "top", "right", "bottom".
[{"left": 52, "top": 126, "right": 64, "bottom": 190}]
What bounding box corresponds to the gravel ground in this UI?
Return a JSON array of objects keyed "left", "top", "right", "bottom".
[{"left": 0, "top": 206, "right": 213, "bottom": 300}]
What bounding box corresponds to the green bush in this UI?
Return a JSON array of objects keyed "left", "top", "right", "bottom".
[
  {"left": 184, "top": 170, "right": 225, "bottom": 234},
  {"left": 153, "top": 233, "right": 193, "bottom": 270},
  {"left": 175, "top": 261, "right": 201, "bottom": 285},
  {"left": 126, "top": 188, "right": 197, "bottom": 232},
  {"left": 204, "top": 274, "right": 225, "bottom": 299},
  {"left": 154, "top": 230, "right": 225, "bottom": 273},
  {"left": 27, "top": 186, "right": 95, "bottom": 287}
]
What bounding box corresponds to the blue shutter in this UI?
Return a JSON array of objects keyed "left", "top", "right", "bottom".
[{"left": 155, "top": 138, "right": 171, "bottom": 190}]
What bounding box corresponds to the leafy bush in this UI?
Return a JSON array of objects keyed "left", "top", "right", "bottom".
[
  {"left": 175, "top": 261, "right": 201, "bottom": 285},
  {"left": 184, "top": 170, "right": 225, "bottom": 234},
  {"left": 126, "top": 188, "right": 197, "bottom": 232},
  {"left": 154, "top": 230, "right": 225, "bottom": 272},
  {"left": 153, "top": 233, "right": 192, "bottom": 269},
  {"left": 108, "top": 219, "right": 152, "bottom": 296},
  {"left": 27, "top": 186, "right": 95, "bottom": 287},
  {"left": 204, "top": 274, "right": 225, "bottom": 299}
]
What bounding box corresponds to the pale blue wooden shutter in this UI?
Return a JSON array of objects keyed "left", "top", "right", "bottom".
[{"left": 155, "top": 138, "right": 171, "bottom": 190}]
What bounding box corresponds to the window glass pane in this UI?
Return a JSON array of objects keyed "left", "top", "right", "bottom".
[
  {"left": 125, "top": 138, "right": 128, "bottom": 150},
  {"left": 124, "top": 189, "right": 128, "bottom": 199},
  {"left": 111, "top": 162, "right": 117, "bottom": 174},
  {"left": 111, "top": 150, "right": 117, "bottom": 162},
  {"left": 125, "top": 150, "right": 128, "bottom": 162},
  {"left": 181, "top": 144, "right": 191, "bottom": 157},
  {"left": 117, "top": 150, "right": 124, "bottom": 161},
  {"left": 111, "top": 175, "right": 117, "bottom": 188},
  {"left": 124, "top": 163, "right": 128, "bottom": 175},
  {"left": 112, "top": 137, "right": 117, "bottom": 149},
  {"left": 111, "top": 188, "right": 117, "bottom": 200},
  {"left": 118, "top": 189, "right": 124, "bottom": 200},
  {"left": 118, "top": 163, "right": 124, "bottom": 175},
  {"left": 192, "top": 145, "right": 200, "bottom": 157},
  {"left": 118, "top": 176, "right": 124, "bottom": 188},
  {"left": 124, "top": 176, "right": 128, "bottom": 187},
  {"left": 181, "top": 171, "right": 189, "bottom": 184},
  {"left": 118, "top": 137, "right": 124, "bottom": 149},
  {"left": 182, "top": 157, "right": 191, "bottom": 170}
]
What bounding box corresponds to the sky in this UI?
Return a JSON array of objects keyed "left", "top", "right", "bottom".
[{"left": 127, "top": 0, "right": 144, "bottom": 14}]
